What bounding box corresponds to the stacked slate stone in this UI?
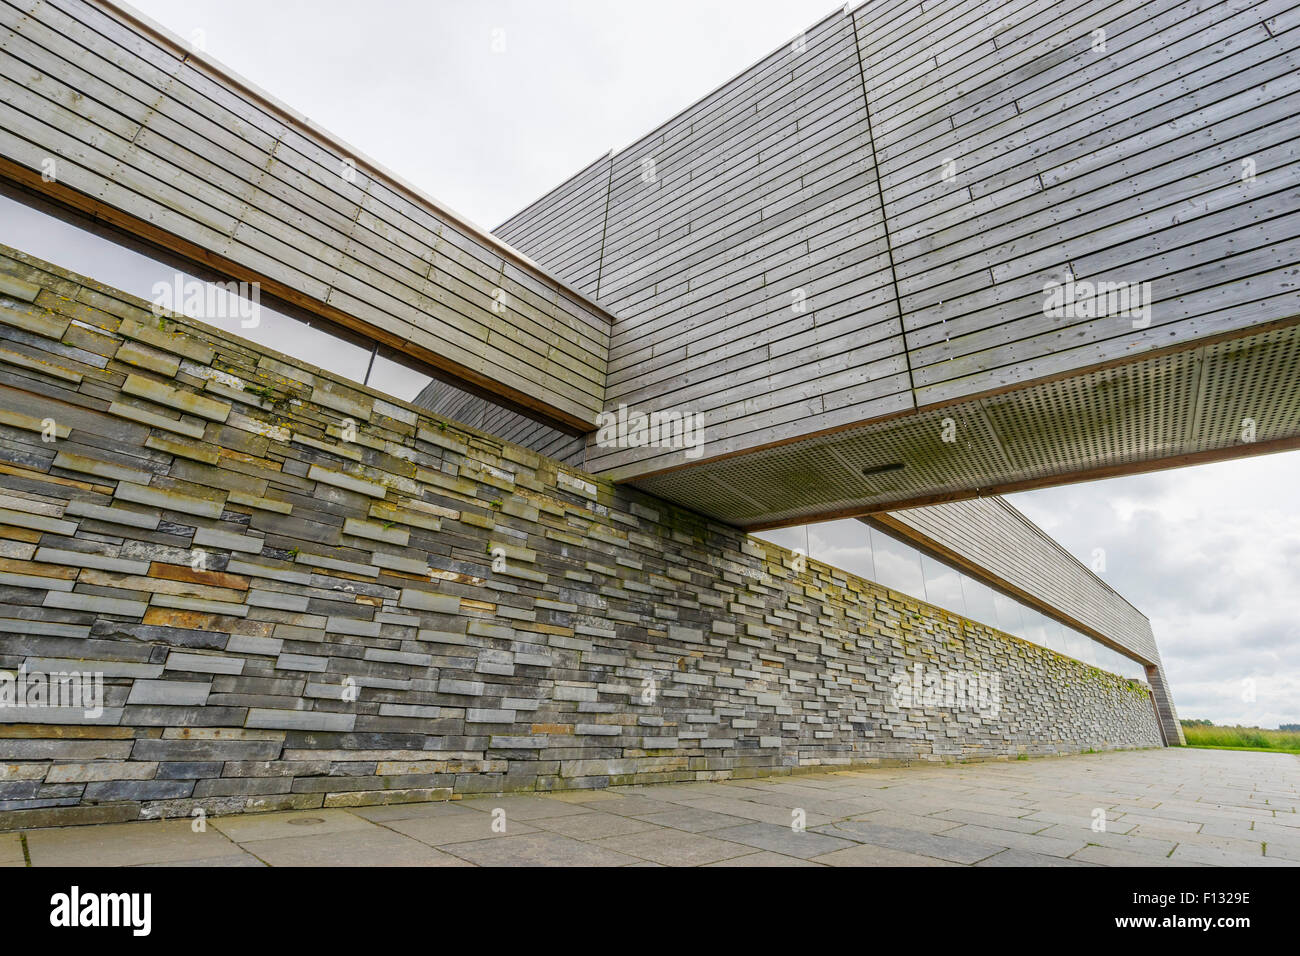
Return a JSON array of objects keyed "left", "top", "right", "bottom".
[{"left": 0, "top": 245, "right": 1162, "bottom": 828}]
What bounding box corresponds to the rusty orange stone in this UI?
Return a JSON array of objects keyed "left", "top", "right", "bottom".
[
  {"left": 3, "top": 724, "right": 135, "bottom": 739},
  {"left": 0, "top": 556, "right": 78, "bottom": 579},
  {"left": 531, "top": 723, "right": 573, "bottom": 735},
  {"left": 142, "top": 607, "right": 276, "bottom": 636},
  {"left": 148, "top": 561, "right": 250, "bottom": 590}
]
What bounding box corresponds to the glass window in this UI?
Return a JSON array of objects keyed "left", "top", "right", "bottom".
[
  {"left": 1081, "top": 639, "right": 1100, "bottom": 668},
  {"left": 1116, "top": 651, "right": 1136, "bottom": 679},
  {"left": 749, "top": 516, "right": 1151, "bottom": 683},
  {"left": 753, "top": 525, "right": 807, "bottom": 555},
  {"left": 2, "top": 191, "right": 373, "bottom": 383},
  {"left": 991, "top": 590, "right": 1025, "bottom": 637},
  {"left": 809, "top": 520, "right": 876, "bottom": 583},
  {"left": 920, "top": 554, "right": 966, "bottom": 616},
  {"left": 960, "top": 575, "right": 1000, "bottom": 630},
  {"left": 1063, "top": 627, "right": 1090, "bottom": 663},
  {"left": 1039, "top": 616, "right": 1067, "bottom": 655},
  {"left": 868, "top": 526, "right": 925, "bottom": 599},
  {"left": 3, "top": 191, "right": 178, "bottom": 304},
  {"left": 368, "top": 349, "right": 434, "bottom": 403},
  {"left": 1018, "top": 607, "right": 1050, "bottom": 649}
]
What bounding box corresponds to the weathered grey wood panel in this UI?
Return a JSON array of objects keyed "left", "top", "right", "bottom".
[
  {"left": 495, "top": 152, "right": 612, "bottom": 300},
  {"left": 495, "top": 0, "right": 1299, "bottom": 490},
  {"left": 854, "top": 0, "right": 1300, "bottom": 406},
  {"left": 494, "top": 9, "right": 912, "bottom": 474},
  {"left": 0, "top": 0, "right": 610, "bottom": 427}
]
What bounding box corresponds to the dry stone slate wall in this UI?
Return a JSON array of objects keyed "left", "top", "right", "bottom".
[{"left": 0, "top": 246, "right": 1161, "bottom": 828}]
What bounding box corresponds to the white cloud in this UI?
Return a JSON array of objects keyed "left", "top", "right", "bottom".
[{"left": 1012, "top": 450, "right": 1300, "bottom": 729}]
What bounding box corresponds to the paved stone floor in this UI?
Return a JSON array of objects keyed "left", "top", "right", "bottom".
[{"left": 5, "top": 748, "right": 1298, "bottom": 866}]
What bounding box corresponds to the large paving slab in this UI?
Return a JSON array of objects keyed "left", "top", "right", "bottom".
[{"left": 11, "top": 749, "right": 1300, "bottom": 867}]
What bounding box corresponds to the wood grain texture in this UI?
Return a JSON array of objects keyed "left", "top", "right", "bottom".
[
  {"left": 0, "top": 0, "right": 611, "bottom": 429},
  {"left": 495, "top": 0, "right": 1300, "bottom": 484}
]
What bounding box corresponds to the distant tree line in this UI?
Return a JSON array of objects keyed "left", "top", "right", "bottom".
[{"left": 1182, "top": 719, "right": 1300, "bottom": 732}]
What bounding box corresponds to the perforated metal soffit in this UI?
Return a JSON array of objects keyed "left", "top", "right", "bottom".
[{"left": 631, "top": 324, "right": 1300, "bottom": 529}]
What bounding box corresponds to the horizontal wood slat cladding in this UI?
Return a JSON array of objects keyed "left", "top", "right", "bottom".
[
  {"left": 0, "top": 0, "right": 610, "bottom": 429},
  {"left": 493, "top": 8, "right": 913, "bottom": 476},
  {"left": 858, "top": 0, "right": 1300, "bottom": 408},
  {"left": 595, "top": 9, "right": 907, "bottom": 475},
  {"left": 495, "top": 152, "right": 613, "bottom": 301},
  {"left": 494, "top": 0, "right": 1300, "bottom": 496}
]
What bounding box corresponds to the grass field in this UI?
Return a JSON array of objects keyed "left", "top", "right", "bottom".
[{"left": 1181, "top": 723, "right": 1300, "bottom": 753}]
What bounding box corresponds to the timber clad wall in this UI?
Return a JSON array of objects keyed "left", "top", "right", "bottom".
[
  {"left": 507, "top": 9, "right": 915, "bottom": 476},
  {"left": 856, "top": 0, "right": 1300, "bottom": 407},
  {"left": 0, "top": 0, "right": 609, "bottom": 428},
  {"left": 0, "top": 249, "right": 1160, "bottom": 826},
  {"left": 597, "top": 9, "right": 910, "bottom": 474},
  {"left": 498, "top": 0, "right": 1300, "bottom": 481},
  {"left": 495, "top": 152, "right": 613, "bottom": 301}
]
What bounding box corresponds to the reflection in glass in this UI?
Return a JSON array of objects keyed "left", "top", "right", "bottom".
[
  {"left": 868, "top": 527, "right": 926, "bottom": 598},
  {"left": 369, "top": 350, "right": 434, "bottom": 402},
  {"left": 991, "top": 590, "right": 1025, "bottom": 637},
  {"left": 1063, "top": 627, "right": 1089, "bottom": 663},
  {"left": 0, "top": 191, "right": 543, "bottom": 416},
  {"left": 1018, "top": 607, "right": 1050, "bottom": 649},
  {"left": 1, "top": 192, "right": 380, "bottom": 383},
  {"left": 1040, "top": 616, "right": 1067, "bottom": 655},
  {"left": 959, "top": 576, "right": 1000, "bottom": 630},
  {"left": 747, "top": 518, "right": 1150, "bottom": 684},
  {"left": 810, "top": 519, "right": 876, "bottom": 583},
  {"left": 921, "top": 554, "right": 965, "bottom": 617},
  {"left": 755, "top": 525, "right": 805, "bottom": 555},
  {"left": 1077, "top": 634, "right": 1099, "bottom": 667}
]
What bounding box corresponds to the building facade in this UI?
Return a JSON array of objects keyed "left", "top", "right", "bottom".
[
  {"left": 1, "top": 0, "right": 1273, "bottom": 826},
  {"left": 0, "top": 244, "right": 1167, "bottom": 828}
]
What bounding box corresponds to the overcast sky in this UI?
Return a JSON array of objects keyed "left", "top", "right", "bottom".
[{"left": 128, "top": 0, "right": 1298, "bottom": 729}]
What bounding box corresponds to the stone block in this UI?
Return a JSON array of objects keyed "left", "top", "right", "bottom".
[{"left": 246, "top": 709, "right": 357, "bottom": 732}]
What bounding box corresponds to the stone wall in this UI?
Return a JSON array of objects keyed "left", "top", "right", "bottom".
[{"left": 0, "top": 246, "right": 1161, "bottom": 828}]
